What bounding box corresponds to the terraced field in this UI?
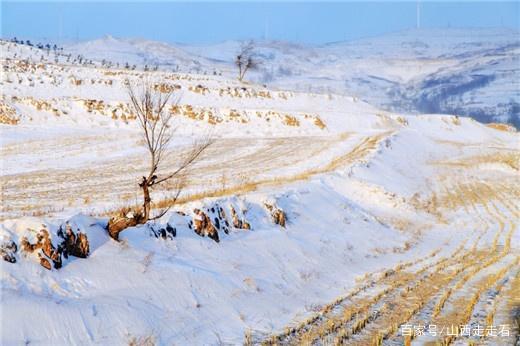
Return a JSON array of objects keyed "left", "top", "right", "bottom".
[
  {"left": 0, "top": 129, "right": 390, "bottom": 220},
  {"left": 259, "top": 174, "right": 519, "bottom": 346},
  {"left": 1, "top": 31, "right": 519, "bottom": 346}
]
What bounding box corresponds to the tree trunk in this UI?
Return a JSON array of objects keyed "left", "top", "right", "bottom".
[
  {"left": 107, "top": 177, "right": 151, "bottom": 241},
  {"left": 107, "top": 216, "right": 139, "bottom": 241},
  {"left": 141, "top": 177, "right": 151, "bottom": 222}
]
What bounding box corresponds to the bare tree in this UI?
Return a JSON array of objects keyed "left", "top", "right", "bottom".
[
  {"left": 235, "top": 41, "right": 259, "bottom": 82},
  {"left": 107, "top": 79, "right": 213, "bottom": 240}
]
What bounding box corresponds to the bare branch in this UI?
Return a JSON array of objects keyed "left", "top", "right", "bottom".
[
  {"left": 148, "top": 172, "right": 186, "bottom": 220},
  {"left": 121, "top": 77, "right": 214, "bottom": 226},
  {"left": 153, "top": 136, "right": 215, "bottom": 186},
  {"left": 148, "top": 207, "right": 171, "bottom": 221},
  {"left": 235, "top": 40, "right": 260, "bottom": 82},
  {"left": 126, "top": 78, "right": 175, "bottom": 179}
]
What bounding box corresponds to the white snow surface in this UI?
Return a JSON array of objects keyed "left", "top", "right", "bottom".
[
  {"left": 1, "top": 31, "right": 519, "bottom": 345},
  {"left": 57, "top": 28, "right": 520, "bottom": 127}
]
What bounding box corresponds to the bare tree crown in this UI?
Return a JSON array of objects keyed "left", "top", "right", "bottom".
[
  {"left": 235, "top": 41, "right": 259, "bottom": 82},
  {"left": 127, "top": 79, "right": 174, "bottom": 180},
  {"left": 125, "top": 78, "right": 213, "bottom": 222}
]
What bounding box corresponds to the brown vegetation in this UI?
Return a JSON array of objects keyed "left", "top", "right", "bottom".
[
  {"left": 20, "top": 224, "right": 90, "bottom": 270},
  {"left": 264, "top": 203, "right": 286, "bottom": 228},
  {"left": 0, "top": 100, "right": 20, "bottom": 124}
]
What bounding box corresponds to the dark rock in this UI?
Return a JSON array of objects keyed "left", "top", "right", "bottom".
[
  {"left": 193, "top": 209, "right": 219, "bottom": 243},
  {"left": 38, "top": 253, "right": 51, "bottom": 270},
  {"left": 0, "top": 240, "right": 17, "bottom": 263},
  {"left": 166, "top": 223, "right": 176, "bottom": 237}
]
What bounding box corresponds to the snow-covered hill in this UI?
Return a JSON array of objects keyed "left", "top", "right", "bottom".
[
  {"left": 1, "top": 35, "right": 519, "bottom": 345},
  {"left": 50, "top": 28, "right": 520, "bottom": 127},
  {"left": 65, "top": 35, "right": 216, "bottom": 73}
]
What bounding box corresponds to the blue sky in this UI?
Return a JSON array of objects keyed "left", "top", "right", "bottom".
[{"left": 1, "top": 1, "right": 519, "bottom": 44}]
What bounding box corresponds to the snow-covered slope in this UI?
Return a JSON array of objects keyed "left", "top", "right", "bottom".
[
  {"left": 65, "top": 35, "right": 216, "bottom": 73},
  {"left": 1, "top": 36, "right": 519, "bottom": 345},
  {"left": 55, "top": 28, "right": 520, "bottom": 127}
]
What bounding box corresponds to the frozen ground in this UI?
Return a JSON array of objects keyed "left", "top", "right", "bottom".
[{"left": 0, "top": 37, "right": 519, "bottom": 345}]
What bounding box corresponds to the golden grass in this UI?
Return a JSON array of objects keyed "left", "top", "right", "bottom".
[
  {"left": 428, "top": 190, "right": 516, "bottom": 345},
  {"left": 314, "top": 117, "right": 326, "bottom": 129},
  {"left": 264, "top": 244, "right": 465, "bottom": 345},
  {"left": 436, "top": 258, "right": 518, "bottom": 345},
  {"left": 480, "top": 267, "right": 516, "bottom": 342},
  {"left": 436, "top": 180, "right": 519, "bottom": 217},
  {"left": 128, "top": 334, "right": 155, "bottom": 346},
  {"left": 486, "top": 123, "right": 517, "bottom": 132},
  {"left": 505, "top": 268, "right": 520, "bottom": 339},
  {"left": 263, "top": 173, "right": 518, "bottom": 346},
  {"left": 283, "top": 115, "right": 300, "bottom": 127},
  {"left": 146, "top": 132, "right": 388, "bottom": 215},
  {"left": 3, "top": 133, "right": 345, "bottom": 219},
  {"left": 432, "top": 152, "right": 520, "bottom": 171},
  {"left": 0, "top": 100, "right": 20, "bottom": 124}
]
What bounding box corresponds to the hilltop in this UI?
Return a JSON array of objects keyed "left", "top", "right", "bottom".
[{"left": 48, "top": 28, "right": 520, "bottom": 127}]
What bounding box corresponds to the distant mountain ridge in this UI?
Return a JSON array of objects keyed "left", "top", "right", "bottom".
[{"left": 61, "top": 28, "right": 520, "bottom": 127}]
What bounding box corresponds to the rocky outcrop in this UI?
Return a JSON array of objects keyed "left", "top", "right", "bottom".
[
  {"left": 21, "top": 228, "right": 62, "bottom": 269},
  {"left": 58, "top": 224, "right": 90, "bottom": 259},
  {"left": 20, "top": 224, "right": 90, "bottom": 270},
  {"left": 217, "top": 207, "right": 230, "bottom": 234},
  {"left": 193, "top": 208, "right": 219, "bottom": 243},
  {"left": 189, "top": 202, "right": 253, "bottom": 243},
  {"left": 149, "top": 223, "right": 177, "bottom": 240},
  {"left": 264, "top": 203, "right": 286, "bottom": 228},
  {"left": 230, "top": 207, "right": 251, "bottom": 230},
  {"left": 0, "top": 240, "right": 17, "bottom": 263}
]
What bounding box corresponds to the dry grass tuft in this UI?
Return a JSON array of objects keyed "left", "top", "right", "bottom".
[
  {"left": 486, "top": 122, "right": 516, "bottom": 132},
  {"left": 314, "top": 116, "right": 327, "bottom": 129},
  {"left": 128, "top": 334, "right": 155, "bottom": 346},
  {"left": 0, "top": 100, "right": 20, "bottom": 124}
]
